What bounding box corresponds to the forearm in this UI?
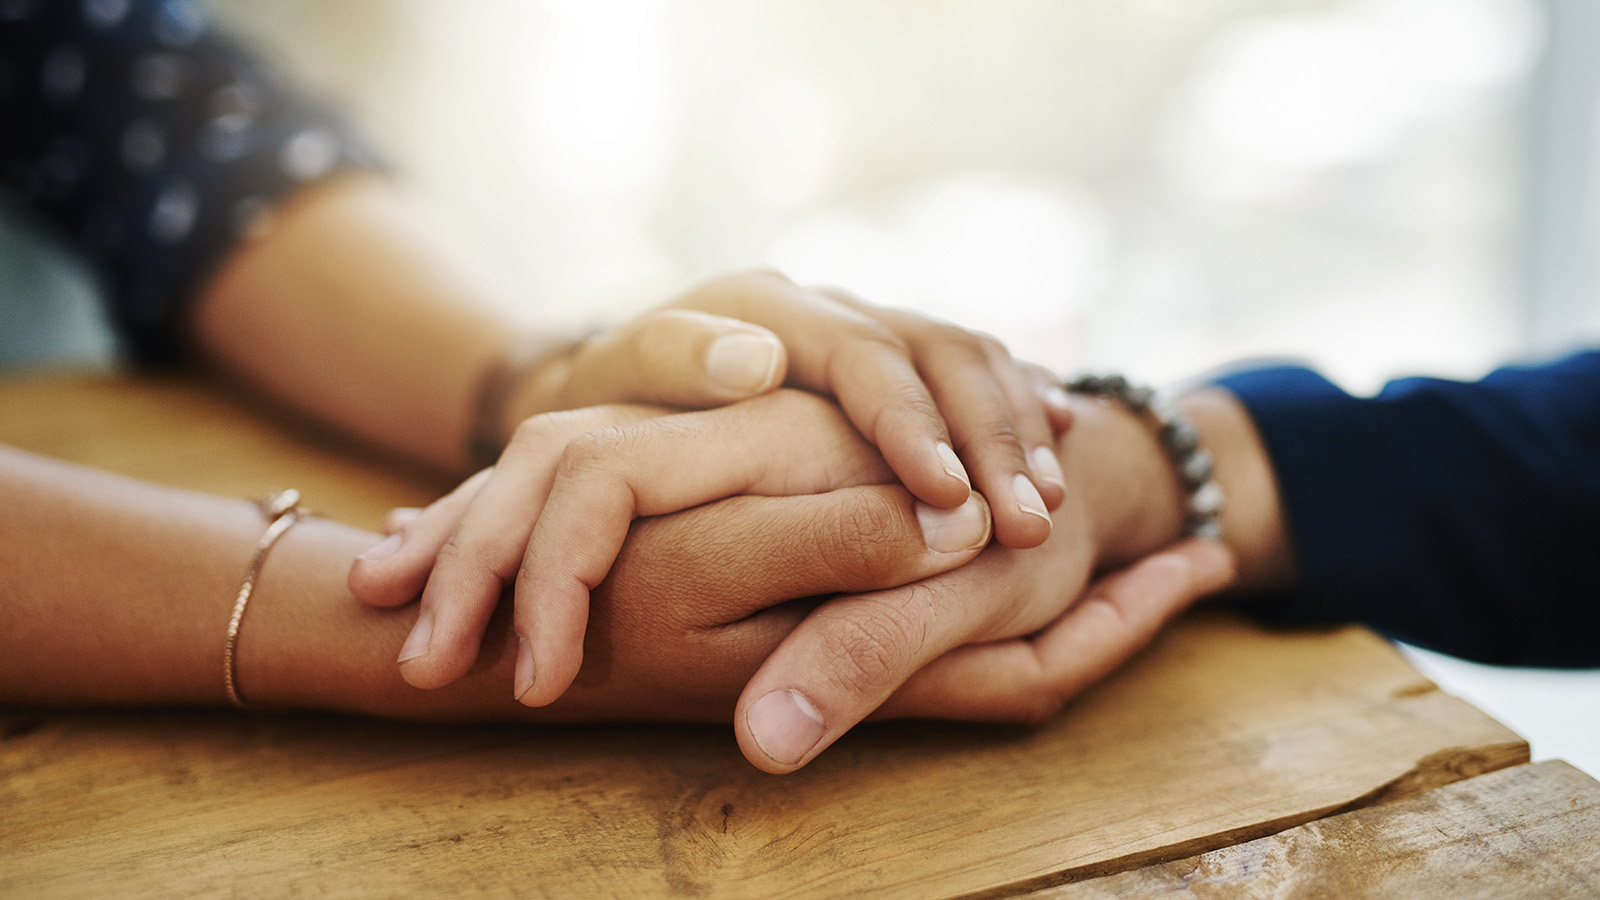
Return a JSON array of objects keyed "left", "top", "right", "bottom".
[
  {"left": 0, "top": 445, "right": 805, "bottom": 722},
  {"left": 1178, "top": 388, "right": 1295, "bottom": 592},
  {"left": 189, "top": 175, "right": 570, "bottom": 475},
  {"left": 0, "top": 445, "right": 507, "bottom": 714},
  {"left": 0, "top": 446, "right": 265, "bottom": 706}
]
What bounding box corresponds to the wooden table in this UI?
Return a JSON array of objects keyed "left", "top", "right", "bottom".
[{"left": 2, "top": 373, "right": 1597, "bottom": 899}]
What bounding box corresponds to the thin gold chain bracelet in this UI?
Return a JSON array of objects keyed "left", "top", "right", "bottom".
[{"left": 222, "top": 488, "right": 304, "bottom": 710}]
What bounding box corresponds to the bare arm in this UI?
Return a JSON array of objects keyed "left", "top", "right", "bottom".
[
  {"left": 0, "top": 439, "right": 989, "bottom": 719},
  {"left": 189, "top": 175, "right": 562, "bottom": 475}
]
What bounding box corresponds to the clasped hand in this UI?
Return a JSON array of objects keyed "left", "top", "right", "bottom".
[{"left": 349, "top": 270, "right": 1234, "bottom": 772}]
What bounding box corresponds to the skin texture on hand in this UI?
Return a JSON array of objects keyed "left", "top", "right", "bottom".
[
  {"left": 345, "top": 385, "right": 1287, "bottom": 771},
  {"left": 656, "top": 271, "right": 1071, "bottom": 545},
  {"left": 263, "top": 487, "right": 1008, "bottom": 723},
  {"left": 208, "top": 180, "right": 1068, "bottom": 710},
  {"left": 0, "top": 386, "right": 1279, "bottom": 777},
  {"left": 726, "top": 388, "right": 1284, "bottom": 772},
  {"left": 0, "top": 444, "right": 988, "bottom": 720},
  {"left": 349, "top": 390, "right": 1002, "bottom": 709}
]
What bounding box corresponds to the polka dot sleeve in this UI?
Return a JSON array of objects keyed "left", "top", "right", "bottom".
[{"left": 1, "top": 0, "right": 381, "bottom": 362}]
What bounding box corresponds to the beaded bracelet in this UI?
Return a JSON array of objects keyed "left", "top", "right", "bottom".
[
  {"left": 1063, "top": 374, "right": 1224, "bottom": 540},
  {"left": 223, "top": 488, "right": 304, "bottom": 710}
]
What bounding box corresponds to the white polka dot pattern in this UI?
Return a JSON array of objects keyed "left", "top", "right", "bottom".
[{"left": 1, "top": 0, "right": 379, "bottom": 361}]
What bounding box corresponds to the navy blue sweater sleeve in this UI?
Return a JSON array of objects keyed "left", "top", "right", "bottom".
[
  {"left": 1215, "top": 352, "right": 1600, "bottom": 667},
  {"left": 1, "top": 0, "right": 378, "bottom": 362}
]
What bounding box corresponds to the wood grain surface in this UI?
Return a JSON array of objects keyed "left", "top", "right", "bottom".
[
  {"left": 1034, "top": 760, "right": 1600, "bottom": 899},
  {"left": 0, "top": 374, "right": 1534, "bottom": 899},
  {"left": 0, "top": 371, "right": 443, "bottom": 530}
]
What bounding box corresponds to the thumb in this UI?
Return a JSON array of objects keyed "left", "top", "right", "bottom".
[{"left": 556, "top": 309, "right": 788, "bottom": 409}]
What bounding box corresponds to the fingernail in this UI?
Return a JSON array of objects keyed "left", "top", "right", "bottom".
[
  {"left": 397, "top": 609, "right": 433, "bottom": 663},
  {"left": 1013, "top": 473, "right": 1050, "bottom": 522},
  {"left": 1042, "top": 384, "right": 1072, "bottom": 412},
  {"left": 706, "top": 333, "right": 783, "bottom": 394},
  {"left": 916, "top": 495, "right": 990, "bottom": 553},
  {"left": 935, "top": 442, "right": 971, "bottom": 490},
  {"left": 358, "top": 533, "right": 403, "bottom": 562},
  {"left": 748, "top": 689, "right": 826, "bottom": 766},
  {"left": 514, "top": 638, "right": 536, "bottom": 703},
  {"left": 1029, "top": 445, "right": 1065, "bottom": 492}
]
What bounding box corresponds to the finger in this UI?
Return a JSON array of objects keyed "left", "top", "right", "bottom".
[
  {"left": 510, "top": 391, "right": 901, "bottom": 708},
  {"left": 560, "top": 486, "right": 996, "bottom": 718},
  {"left": 681, "top": 271, "right": 973, "bottom": 509},
  {"left": 989, "top": 352, "right": 1065, "bottom": 508},
  {"left": 882, "top": 539, "right": 1237, "bottom": 723},
  {"left": 731, "top": 545, "right": 1047, "bottom": 774},
  {"left": 1024, "top": 363, "right": 1075, "bottom": 434},
  {"left": 383, "top": 507, "right": 422, "bottom": 536},
  {"left": 398, "top": 405, "right": 663, "bottom": 691},
  {"left": 613, "top": 486, "right": 995, "bottom": 626},
  {"left": 555, "top": 309, "right": 787, "bottom": 409},
  {"left": 858, "top": 304, "right": 1059, "bottom": 545},
  {"left": 349, "top": 470, "right": 490, "bottom": 609},
  {"left": 916, "top": 331, "right": 1054, "bottom": 547}
]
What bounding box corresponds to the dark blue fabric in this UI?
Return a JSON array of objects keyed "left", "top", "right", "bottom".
[
  {"left": 1, "top": 0, "right": 378, "bottom": 362},
  {"left": 1218, "top": 352, "right": 1600, "bottom": 667}
]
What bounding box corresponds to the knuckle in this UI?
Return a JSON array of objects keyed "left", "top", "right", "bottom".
[
  {"left": 508, "top": 411, "right": 566, "bottom": 449},
  {"left": 832, "top": 324, "right": 911, "bottom": 367},
  {"left": 927, "top": 320, "right": 978, "bottom": 347},
  {"left": 814, "top": 492, "right": 908, "bottom": 585},
  {"left": 867, "top": 385, "right": 944, "bottom": 441},
  {"left": 508, "top": 407, "right": 620, "bottom": 455},
  {"left": 958, "top": 418, "right": 1026, "bottom": 460},
  {"left": 972, "top": 331, "right": 1011, "bottom": 362},
  {"left": 435, "top": 531, "right": 510, "bottom": 585},
  {"left": 553, "top": 428, "right": 622, "bottom": 480},
  {"left": 812, "top": 283, "right": 864, "bottom": 308},
  {"left": 817, "top": 596, "right": 928, "bottom": 698}
]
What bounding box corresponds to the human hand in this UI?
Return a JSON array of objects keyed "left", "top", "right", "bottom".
[
  {"left": 880, "top": 539, "right": 1234, "bottom": 723},
  {"left": 509, "top": 269, "right": 1073, "bottom": 545},
  {"left": 731, "top": 536, "right": 1234, "bottom": 772},
  {"left": 656, "top": 270, "right": 1073, "bottom": 545},
  {"left": 347, "top": 500, "right": 1220, "bottom": 727},
  {"left": 354, "top": 267, "right": 1071, "bottom": 704},
  {"left": 719, "top": 389, "right": 1243, "bottom": 771},
  {"left": 242, "top": 483, "right": 991, "bottom": 723},
  {"left": 350, "top": 390, "right": 999, "bottom": 704}
]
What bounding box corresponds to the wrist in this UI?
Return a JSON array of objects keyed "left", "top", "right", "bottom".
[
  {"left": 1062, "top": 395, "right": 1190, "bottom": 572},
  {"left": 466, "top": 335, "right": 586, "bottom": 469},
  {"left": 1063, "top": 385, "right": 1292, "bottom": 591},
  {"left": 239, "top": 517, "right": 534, "bottom": 721},
  {"left": 1174, "top": 388, "right": 1295, "bottom": 592}
]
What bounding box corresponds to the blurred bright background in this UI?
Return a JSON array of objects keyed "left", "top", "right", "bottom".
[
  {"left": 206, "top": 0, "right": 1600, "bottom": 391},
  {"left": 205, "top": 0, "right": 1598, "bottom": 776}
]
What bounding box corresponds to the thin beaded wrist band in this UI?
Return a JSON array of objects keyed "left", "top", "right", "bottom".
[
  {"left": 223, "top": 488, "right": 304, "bottom": 710},
  {"left": 1064, "top": 374, "right": 1224, "bottom": 540}
]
